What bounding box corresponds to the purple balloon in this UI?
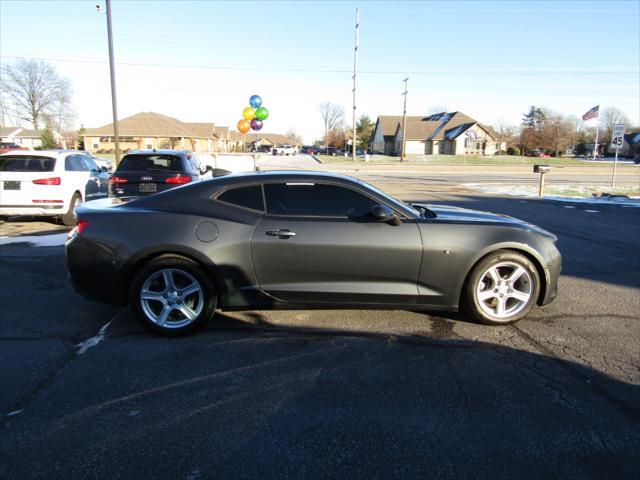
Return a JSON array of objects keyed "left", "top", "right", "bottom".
[{"left": 250, "top": 119, "right": 263, "bottom": 131}]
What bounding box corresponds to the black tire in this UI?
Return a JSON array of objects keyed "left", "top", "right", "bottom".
[
  {"left": 61, "top": 192, "right": 82, "bottom": 226},
  {"left": 463, "top": 250, "right": 540, "bottom": 325},
  {"left": 130, "top": 255, "right": 217, "bottom": 336}
]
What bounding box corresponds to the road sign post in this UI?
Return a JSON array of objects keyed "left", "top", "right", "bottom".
[{"left": 610, "top": 123, "right": 625, "bottom": 188}]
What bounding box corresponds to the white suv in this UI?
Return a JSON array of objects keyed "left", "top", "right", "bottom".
[{"left": 0, "top": 150, "right": 111, "bottom": 225}]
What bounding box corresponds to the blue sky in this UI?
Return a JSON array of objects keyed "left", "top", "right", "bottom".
[{"left": 1, "top": 0, "right": 638, "bottom": 141}]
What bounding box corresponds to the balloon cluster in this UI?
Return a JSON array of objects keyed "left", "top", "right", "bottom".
[{"left": 237, "top": 95, "right": 269, "bottom": 134}]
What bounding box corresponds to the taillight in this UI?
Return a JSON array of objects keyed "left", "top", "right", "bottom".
[
  {"left": 76, "top": 220, "right": 89, "bottom": 234},
  {"left": 110, "top": 176, "right": 128, "bottom": 184},
  {"left": 166, "top": 175, "right": 192, "bottom": 184},
  {"left": 33, "top": 177, "right": 61, "bottom": 185}
]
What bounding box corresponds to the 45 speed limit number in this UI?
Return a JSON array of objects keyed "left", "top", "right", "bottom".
[{"left": 611, "top": 123, "right": 625, "bottom": 150}]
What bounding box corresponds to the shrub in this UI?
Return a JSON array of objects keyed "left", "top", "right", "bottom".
[
  {"left": 507, "top": 146, "right": 520, "bottom": 155},
  {"left": 106, "top": 149, "right": 114, "bottom": 154},
  {"left": 495, "top": 150, "right": 507, "bottom": 155},
  {"left": 96, "top": 149, "right": 105, "bottom": 154}
]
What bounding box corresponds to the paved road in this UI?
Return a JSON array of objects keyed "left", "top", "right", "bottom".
[{"left": 1, "top": 173, "right": 639, "bottom": 479}]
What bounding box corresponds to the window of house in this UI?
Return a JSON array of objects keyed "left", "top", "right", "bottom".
[
  {"left": 217, "top": 185, "right": 264, "bottom": 211},
  {"left": 264, "top": 183, "right": 378, "bottom": 217}
]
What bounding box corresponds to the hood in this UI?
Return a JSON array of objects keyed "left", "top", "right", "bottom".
[{"left": 412, "top": 203, "right": 557, "bottom": 241}]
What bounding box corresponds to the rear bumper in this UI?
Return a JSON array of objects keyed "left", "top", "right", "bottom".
[
  {"left": 66, "top": 234, "right": 128, "bottom": 306},
  {"left": 0, "top": 204, "right": 65, "bottom": 216}
]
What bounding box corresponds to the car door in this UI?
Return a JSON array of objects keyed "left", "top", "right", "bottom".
[
  {"left": 250, "top": 181, "right": 423, "bottom": 304},
  {"left": 64, "top": 154, "right": 93, "bottom": 201},
  {"left": 80, "top": 155, "right": 109, "bottom": 198}
]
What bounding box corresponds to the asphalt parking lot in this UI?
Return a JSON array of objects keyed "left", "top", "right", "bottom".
[{"left": 1, "top": 172, "right": 639, "bottom": 479}]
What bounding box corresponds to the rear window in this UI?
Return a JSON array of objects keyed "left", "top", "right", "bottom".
[
  {"left": 0, "top": 155, "right": 56, "bottom": 172},
  {"left": 117, "top": 154, "right": 182, "bottom": 172}
]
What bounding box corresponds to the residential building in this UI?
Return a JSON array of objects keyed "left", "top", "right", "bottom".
[
  {"left": 371, "top": 112, "right": 504, "bottom": 156},
  {"left": 246, "top": 133, "right": 301, "bottom": 151},
  {"left": 0, "top": 126, "right": 64, "bottom": 148}
]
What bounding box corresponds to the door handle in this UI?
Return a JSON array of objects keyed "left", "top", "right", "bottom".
[{"left": 266, "top": 229, "right": 296, "bottom": 237}]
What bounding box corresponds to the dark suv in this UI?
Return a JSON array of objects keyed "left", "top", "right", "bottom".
[{"left": 109, "top": 150, "right": 211, "bottom": 197}]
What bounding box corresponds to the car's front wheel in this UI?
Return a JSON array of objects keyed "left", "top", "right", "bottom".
[
  {"left": 464, "top": 250, "right": 540, "bottom": 325},
  {"left": 130, "top": 255, "right": 217, "bottom": 336}
]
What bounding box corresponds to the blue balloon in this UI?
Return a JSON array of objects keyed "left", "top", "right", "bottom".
[{"left": 249, "top": 95, "right": 262, "bottom": 109}]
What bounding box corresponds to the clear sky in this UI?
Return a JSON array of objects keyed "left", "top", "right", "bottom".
[{"left": 1, "top": 0, "right": 638, "bottom": 142}]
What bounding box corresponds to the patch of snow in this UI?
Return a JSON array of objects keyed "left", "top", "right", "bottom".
[
  {"left": 462, "top": 183, "right": 640, "bottom": 207},
  {"left": 0, "top": 232, "right": 69, "bottom": 247},
  {"left": 76, "top": 320, "right": 113, "bottom": 355}
]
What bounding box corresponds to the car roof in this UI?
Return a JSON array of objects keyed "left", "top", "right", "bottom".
[
  {"left": 216, "top": 170, "right": 359, "bottom": 184},
  {"left": 0, "top": 149, "right": 78, "bottom": 158},
  {"left": 123, "top": 149, "right": 191, "bottom": 156}
]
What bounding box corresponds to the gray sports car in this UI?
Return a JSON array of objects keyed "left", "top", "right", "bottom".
[{"left": 66, "top": 171, "right": 561, "bottom": 335}]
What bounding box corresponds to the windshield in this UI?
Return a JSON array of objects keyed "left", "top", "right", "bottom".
[
  {"left": 0, "top": 155, "right": 56, "bottom": 172},
  {"left": 117, "top": 154, "right": 182, "bottom": 172}
]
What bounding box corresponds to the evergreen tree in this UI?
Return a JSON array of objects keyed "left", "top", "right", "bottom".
[
  {"left": 40, "top": 125, "right": 58, "bottom": 149},
  {"left": 356, "top": 114, "right": 374, "bottom": 151}
]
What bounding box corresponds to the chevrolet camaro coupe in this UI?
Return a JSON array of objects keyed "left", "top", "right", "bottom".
[{"left": 66, "top": 171, "right": 561, "bottom": 335}]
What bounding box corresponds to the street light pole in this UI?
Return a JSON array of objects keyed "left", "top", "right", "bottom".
[
  {"left": 401, "top": 77, "right": 409, "bottom": 163},
  {"left": 105, "top": 0, "right": 121, "bottom": 165}
]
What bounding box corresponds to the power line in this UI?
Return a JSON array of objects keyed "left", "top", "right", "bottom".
[{"left": 2, "top": 55, "right": 637, "bottom": 77}]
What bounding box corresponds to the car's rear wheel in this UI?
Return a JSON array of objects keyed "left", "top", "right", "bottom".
[
  {"left": 464, "top": 250, "right": 540, "bottom": 325},
  {"left": 130, "top": 255, "right": 216, "bottom": 336},
  {"left": 61, "top": 192, "right": 82, "bottom": 226}
]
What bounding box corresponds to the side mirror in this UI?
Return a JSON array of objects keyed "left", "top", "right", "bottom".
[
  {"left": 370, "top": 204, "right": 401, "bottom": 225},
  {"left": 100, "top": 166, "right": 108, "bottom": 172}
]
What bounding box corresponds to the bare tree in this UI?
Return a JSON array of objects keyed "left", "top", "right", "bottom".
[
  {"left": 1, "top": 59, "right": 74, "bottom": 129},
  {"left": 318, "top": 102, "right": 344, "bottom": 144},
  {"left": 600, "top": 106, "right": 630, "bottom": 144},
  {"left": 495, "top": 118, "right": 516, "bottom": 153},
  {"left": 284, "top": 128, "right": 303, "bottom": 145}
]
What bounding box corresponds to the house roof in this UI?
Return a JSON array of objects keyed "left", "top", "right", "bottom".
[
  {"left": 0, "top": 126, "right": 22, "bottom": 136},
  {"left": 375, "top": 115, "right": 404, "bottom": 137},
  {"left": 377, "top": 111, "right": 498, "bottom": 141},
  {"left": 83, "top": 112, "right": 213, "bottom": 138},
  {"left": 15, "top": 129, "right": 47, "bottom": 138},
  {"left": 247, "top": 133, "right": 299, "bottom": 145}
]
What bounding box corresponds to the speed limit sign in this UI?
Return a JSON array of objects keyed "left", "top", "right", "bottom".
[{"left": 611, "top": 123, "right": 625, "bottom": 150}]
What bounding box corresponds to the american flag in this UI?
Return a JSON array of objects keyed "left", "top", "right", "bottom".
[{"left": 582, "top": 105, "right": 599, "bottom": 121}]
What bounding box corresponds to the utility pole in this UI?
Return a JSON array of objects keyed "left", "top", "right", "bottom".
[
  {"left": 351, "top": 7, "right": 359, "bottom": 160},
  {"left": 401, "top": 77, "right": 409, "bottom": 162},
  {"left": 104, "top": 0, "right": 121, "bottom": 165}
]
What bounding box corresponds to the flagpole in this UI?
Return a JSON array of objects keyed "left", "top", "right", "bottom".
[{"left": 593, "top": 110, "right": 600, "bottom": 161}]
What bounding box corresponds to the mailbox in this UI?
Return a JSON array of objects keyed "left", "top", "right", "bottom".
[{"left": 533, "top": 164, "right": 550, "bottom": 173}]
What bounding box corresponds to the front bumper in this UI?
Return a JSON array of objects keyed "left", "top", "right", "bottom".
[{"left": 540, "top": 244, "right": 562, "bottom": 305}]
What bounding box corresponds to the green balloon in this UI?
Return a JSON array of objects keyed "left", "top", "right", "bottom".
[{"left": 255, "top": 107, "right": 269, "bottom": 121}]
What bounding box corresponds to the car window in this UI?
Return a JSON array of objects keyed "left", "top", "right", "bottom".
[
  {"left": 264, "top": 183, "right": 377, "bottom": 217},
  {"left": 217, "top": 185, "right": 264, "bottom": 211},
  {"left": 117, "top": 154, "right": 182, "bottom": 172},
  {"left": 81, "top": 155, "right": 99, "bottom": 171},
  {"left": 0, "top": 155, "right": 56, "bottom": 172},
  {"left": 65, "top": 154, "right": 89, "bottom": 171}
]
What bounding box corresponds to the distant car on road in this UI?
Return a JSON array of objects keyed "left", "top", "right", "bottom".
[
  {"left": 0, "top": 142, "right": 28, "bottom": 155},
  {"left": 82, "top": 151, "right": 114, "bottom": 172},
  {"left": 272, "top": 144, "right": 298, "bottom": 156},
  {"left": 67, "top": 171, "right": 561, "bottom": 335},
  {"left": 0, "top": 150, "right": 110, "bottom": 225},
  {"left": 300, "top": 146, "right": 319, "bottom": 155},
  {"left": 109, "top": 149, "right": 212, "bottom": 198},
  {"left": 525, "top": 149, "right": 550, "bottom": 158}
]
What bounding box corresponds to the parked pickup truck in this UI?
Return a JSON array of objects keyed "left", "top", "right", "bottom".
[{"left": 272, "top": 144, "right": 298, "bottom": 156}]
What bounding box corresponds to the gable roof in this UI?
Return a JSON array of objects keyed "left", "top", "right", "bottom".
[
  {"left": 377, "top": 111, "right": 498, "bottom": 141},
  {"left": 83, "top": 112, "right": 214, "bottom": 138},
  {"left": 247, "top": 133, "right": 299, "bottom": 145},
  {"left": 14, "top": 128, "right": 46, "bottom": 138},
  {"left": 0, "top": 126, "right": 22, "bottom": 136}
]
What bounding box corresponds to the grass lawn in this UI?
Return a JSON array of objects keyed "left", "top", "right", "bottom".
[{"left": 317, "top": 154, "right": 586, "bottom": 166}]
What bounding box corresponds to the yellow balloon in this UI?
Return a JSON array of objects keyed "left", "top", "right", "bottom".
[{"left": 242, "top": 107, "right": 256, "bottom": 120}]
